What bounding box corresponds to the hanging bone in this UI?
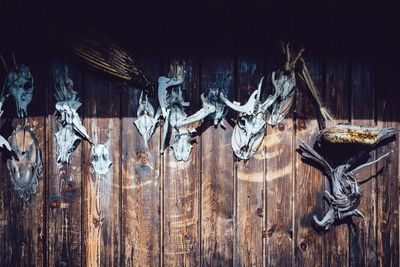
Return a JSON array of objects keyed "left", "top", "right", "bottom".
[
  {"left": 158, "top": 60, "right": 188, "bottom": 154},
  {"left": 177, "top": 87, "right": 228, "bottom": 128},
  {"left": 170, "top": 128, "right": 196, "bottom": 162},
  {"left": 133, "top": 91, "right": 161, "bottom": 147},
  {"left": 264, "top": 44, "right": 304, "bottom": 125},
  {"left": 92, "top": 143, "right": 112, "bottom": 175},
  {"left": 221, "top": 77, "right": 280, "bottom": 160},
  {"left": 298, "top": 137, "right": 394, "bottom": 230},
  {"left": 0, "top": 95, "right": 11, "bottom": 151},
  {"left": 54, "top": 66, "right": 93, "bottom": 163},
  {"left": 176, "top": 93, "right": 216, "bottom": 127},
  {"left": 6, "top": 60, "right": 34, "bottom": 117},
  {"left": 7, "top": 127, "right": 43, "bottom": 201}
]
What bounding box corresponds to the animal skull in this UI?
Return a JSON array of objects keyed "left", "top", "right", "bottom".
[
  {"left": 177, "top": 87, "right": 228, "bottom": 128},
  {"left": 54, "top": 66, "right": 93, "bottom": 163},
  {"left": 265, "top": 71, "right": 296, "bottom": 125},
  {"left": 7, "top": 64, "right": 34, "bottom": 117},
  {"left": 55, "top": 125, "right": 81, "bottom": 163},
  {"left": 170, "top": 128, "right": 195, "bottom": 162},
  {"left": 7, "top": 127, "right": 43, "bottom": 201},
  {"left": 157, "top": 74, "right": 187, "bottom": 154},
  {"left": 221, "top": 77, "right": 279, "bottom": 160},
  {"left": 0, "top": 95, "right": 11, "bottom": 151},
  {"left": 133, "top": 91, "right": 160, "bottom": 147},
  {"left": 92, "top": 144, "right": 112, "bottom": 175}
]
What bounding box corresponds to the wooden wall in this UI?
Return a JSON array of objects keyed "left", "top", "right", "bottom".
[{"left": 0, "top": 46, "right": 399, "bottom": 267}]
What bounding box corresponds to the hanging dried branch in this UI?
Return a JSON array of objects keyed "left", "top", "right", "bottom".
[
  {"left": 299, "top": 57, "right": 333, "bottom": 123},
  {"left": 50, "top": 25, "right": 155, "bottom": 94}
]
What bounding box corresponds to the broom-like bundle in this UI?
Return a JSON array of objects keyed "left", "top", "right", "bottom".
[{"left": 50, "top": 25, "right": 155, "bottom": 94}]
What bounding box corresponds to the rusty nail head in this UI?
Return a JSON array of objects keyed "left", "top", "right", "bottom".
[
  {"left": 298, "top": 120, "right": 306, "bottom": 129},
  {"left": 256, "top": 208, "right": 263, "bottom": 217},
  {"left": 278, "top": 123, "right": 285, "bottom": 131},
  {"left": 139, "top": 152, "right": 148, "bottom": 164},
  {"left": 262, "top": 230, "right": 268, "bottom": 238},
  {"left": 300, "top": 241, "right": 308, "bottom": 250},
  {"left": 66, "top": 181, "right": 76, "bottom": 191}
]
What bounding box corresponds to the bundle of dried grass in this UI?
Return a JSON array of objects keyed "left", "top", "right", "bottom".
[{"left": 50, "top": 25, "right": 155, "bottom": 94}]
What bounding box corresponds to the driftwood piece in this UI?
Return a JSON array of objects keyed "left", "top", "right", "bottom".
[{"left": 298, "top": 132, "right": 396, "bottom": 230}]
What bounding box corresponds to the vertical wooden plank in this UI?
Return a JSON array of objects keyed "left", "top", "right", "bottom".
[
  {"left": 235, "top": 57, "right": 264, "bottom": 266},
  {"left": 264, "top": 64, "right": 295, "bottom": 266},
  {"left": 350, "top": 59, "right": 377, "bottom": 267},
  {"left": 121, "top": 54, "right": 162, "bottom": 266},
  {"left": 324, "top": 55, "right": 350, "bottom": 266},
  {"left": 200, "top": 56, "right": 234, "bottom": 266},
  {"left": 0, "top": 61, "right": 46, "bottom": 266},
  {"left": 82, "top": 75, "right": 121, "bottom": 266},
  {"left": 376, "top": 59, "right": 399, "bottom": 267},
  {"left": 47, "top": 63, "right": 82, "bottom": 267},
  {"left": 163, "top": 57, "right": 201, "bottom": 266},
  {"left": 295, "top": 57, "right": 325, "bottom": 267}
]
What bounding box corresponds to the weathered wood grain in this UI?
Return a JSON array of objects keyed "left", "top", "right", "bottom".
[
  {"left": 121, "top": 54, "right": 162, "bottom": 266},
  {"left": 376, "top": 60, "right": 399, "bottom": 267},
  {"left": 235, "top": 56, "right": 264, "bottom": 266},
  {"left": 324, "top": 55, "right": 350, "bottom": 266},
  {"left": 201, "top": 56, "right": 234, "bottom": 266},
  {"left": 350, "top": 60, "right": 377, "bottom": 267},
  {"left": 163, "top": 57, "right": 201, "bottom": 266},
  {"left": 82, "top": 74, "right": 121, "bottom": 266},
  {"left": 47, "top": 63, "right": 83, "bottom": 267},
  {"left": 295, "top": 57, "right": 325, "bottom": 267}
]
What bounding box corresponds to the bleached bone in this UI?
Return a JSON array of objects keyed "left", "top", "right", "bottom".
[
  {"left": 158, "top": 75, "right": 187, "bottom": 155},
  {"left": 92, "top": 143, "right": 112, "bottom": 175},
  {"left": 7, "top": 64, "right": 34, "bottom": 117},
  {"left": 0, "top": 95, "right": 11, "bottom": 151},
  {"left": 170, "top": 128, "right": 196, "bottom": 161},
  {"left": 55, "top": 125, "right": 81, "bottom": 163},
  {"left": 265, "top": 71, "right": 296, "bottom": 125},
  {"left": 133, "top": 91, "right": 161, "bottom": 147},
  {"left": 176, "top": 93, "right": 216, "bottom": 127},
  {"left": 221, "top": 77, "right": 280, "bottom": 160},
  {"left": 207, "top": 87, "right": 228, "bottom": 126},
  {"left": 298, "top": 137, "right": 394, "bottom": 230},
  {"left": 158, "top": 76, "right": 185, "bottom": 117},
  {"left": 54, "top": 66, "right": 93, "bottom": 163},
  {"left": 7, "top": 127, "right": 43, "bottom": 201}
]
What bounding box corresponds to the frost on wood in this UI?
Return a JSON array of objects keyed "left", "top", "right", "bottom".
[
  {"left": 133, "top": 91, "right": 160, "bottom": 148},
  {"left": 92, "top": 143, "right": 112, "bottom": 175},
  {"left": 298, "top": 126, "right": 398, "bottom": 230},
  {"left": 6, "top": 64, "right": 34, "bottom": 117},
  {"left": 7, "top": 127, "right": 43, "bottom": 201},
  {"left": 54, "top": 66, "right": 93, "bottom": 163}
]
